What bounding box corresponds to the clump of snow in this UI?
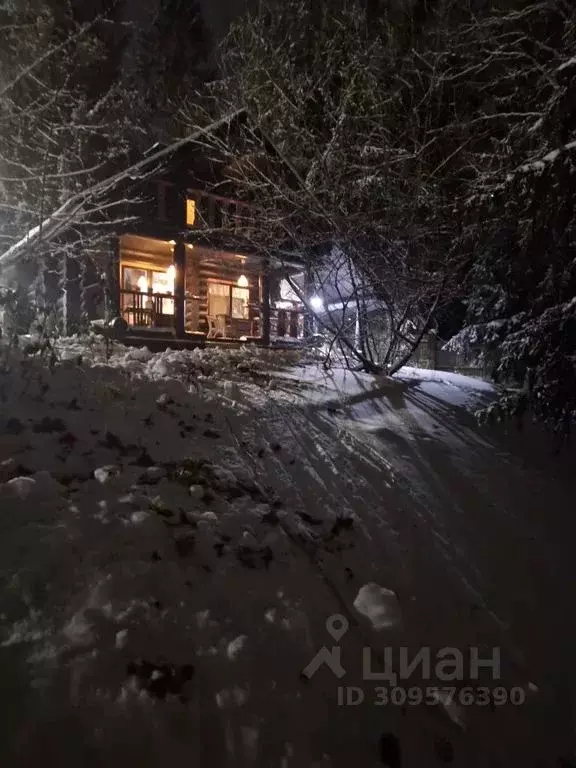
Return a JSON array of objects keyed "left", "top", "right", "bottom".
[
  {"left": 3, "top": 476, "right": 36, "bottom": 499},
  {"left": 94, "top": 465, "right": 120, "bottom": 484},
  {"left": 143, "top": 466, "right": 166, "bottom": 482},
  {"left": 189, "top": 484, "right": 204, "bottom": 500},
  {"left": 130, "top": 510, "right": 150, "bottom": 525},
  {"left": 124, "top": 346, "right": 153, "bottom": 363},
  {"left": 227, "top": 634, "right": 248, "bottom": 660},
  {"left": 353, "top": 583, "right": 402, "bottom": 630}
]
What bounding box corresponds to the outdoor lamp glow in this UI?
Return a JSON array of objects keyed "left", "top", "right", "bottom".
[
  {"left": 310, "top": 295, "right": 324, "bottom": 311},
  {"left": 237, "top": 274, "right": 249, "bottom": 288},
  {"left": 137, "top": 275, "right": 148, "bottom": 293}
]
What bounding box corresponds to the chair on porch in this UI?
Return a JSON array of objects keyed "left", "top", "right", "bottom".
[{"left": 207, "top": 314, "right": 230, "bottom": 338}]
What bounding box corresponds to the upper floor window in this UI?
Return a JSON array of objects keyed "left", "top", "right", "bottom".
[{"left": 186, "top": 198, "right": 196, "bottom": 227}]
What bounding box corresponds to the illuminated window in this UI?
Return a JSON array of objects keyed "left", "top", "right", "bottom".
[
  {"left": 186, "top": 198, "right": 196, "bottom": 226},
  {"left": 121, "top": 266, "right": 175, "bottom": 315},
  {"left": 231, "top": 286, "right": 249, "bottom": 319},
  {"left": 207, "top": 282, "right": 229, "bottom": 316},
  {"left": 208, "top": 282, "right": 250, "bottom": 319},
  {"left": 151, "top": 269, "right": 174, "bottom": 314},
  {"left": 123, "top": 266, "right": 147, "bottom": 293}
]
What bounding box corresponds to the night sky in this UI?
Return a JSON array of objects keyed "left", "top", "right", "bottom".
[
  {"left": 116, "top": 0, "right": 247, "bottom": 44},
  {"left": 198, "top": 0, "right": 247, "bottom": 34}
]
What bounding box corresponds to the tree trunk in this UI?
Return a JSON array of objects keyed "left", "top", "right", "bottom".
[
  {"left": 106, "top": 238, "right": 121, "bottom": 321},
  {"left": 62, "top": 253, "right": 81, "bottom": 335},
  {"left": 261, "top": 257, "right": 271, "bottom": 346}
]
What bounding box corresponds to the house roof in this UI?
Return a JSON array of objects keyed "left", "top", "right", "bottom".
[{"left": 0, "top": 110, "right": 247, "bottom": 272}]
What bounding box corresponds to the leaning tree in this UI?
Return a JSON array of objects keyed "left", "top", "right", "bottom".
[
  {"left": 0, "top": 0, "right": 143, "bottom": 332},
  {"left": 0, "top": 0, "right": 212, "bottom": 336}
]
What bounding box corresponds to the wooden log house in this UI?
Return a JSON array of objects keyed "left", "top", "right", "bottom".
[
  {"left": 105, "top": 127, "right": 308, "bottom": 347},
  {"left": 0, "top": 113, "right": 309, "bottom": 348}
]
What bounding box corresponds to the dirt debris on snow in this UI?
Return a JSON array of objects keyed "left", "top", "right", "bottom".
[{"left": 1, "top": 338, "right": 575, "bottom": 767}]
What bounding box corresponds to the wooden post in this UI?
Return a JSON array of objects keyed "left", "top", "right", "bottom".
[
  {"left": 40, "top": 253, "right": 59, "bottom": 314},
  {"left": 261, "top": 257, "right": 271, "bottom": 346},
  {"left": 184, "top": 246, "right": 200, "bottom": 332},
  {"left": 174, "top": 239, "right": 186, "bottom": 338},
  {"left": 80, "top": 257, "right": 100, "bottom": 322}
]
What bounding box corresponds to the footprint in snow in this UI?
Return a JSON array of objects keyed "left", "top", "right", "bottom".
[
  {"left": 126, "top": 660, "right": 195, "bottom": 701},
  {"left": 379, "top": 733, "right": 401, "bottom": 767},
  {"left": 434, "top": 737, "right": 454, "bottom": 763}
]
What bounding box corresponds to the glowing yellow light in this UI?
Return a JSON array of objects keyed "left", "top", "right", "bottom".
[
  {"left": 137, "top": 275, "right": 148, "bottom": 293},
  {"left": 186, "top": 199, "right": 196, "bottom": 226},
  {"left": 237, "top": 274, "right": 249, "bottom": 288},
  {"left": 166, "top": 264, "right": 176, "bottom": 294}
]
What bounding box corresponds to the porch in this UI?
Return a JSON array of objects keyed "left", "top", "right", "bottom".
[{"left": 116, "top": 234, "right": 307, "bottom": 344}]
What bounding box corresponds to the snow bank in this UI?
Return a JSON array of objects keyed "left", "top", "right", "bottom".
[
  {"left": 396, "top": 365, "right": 494, "bottom": 409},
  {"left": 0, "top": 339, "right": 525, "bottom": 765},
  {"left": 55, "top": 334, "right": 305, "bottom": 382},
  {"left": 269, "top": 358, "right": 493, "bottom": 412},
  {"left": 0, "top": 341, "right": 383, "bottom": 764}
]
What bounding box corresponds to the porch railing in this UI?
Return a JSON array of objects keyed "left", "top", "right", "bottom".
[
  {"left": 120, "top": 289, "right": 308, "bottom": 340},
  {"left": 121, "top": 289, "right": 202, "bottom": 332},
  {"left": 271, "top": 306, "right": 307, "bottom": 339},
  {"left": 120, "top": 289, "right": 175, "bottom": 328}
]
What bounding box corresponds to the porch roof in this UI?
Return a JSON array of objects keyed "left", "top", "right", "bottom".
[
  {"left": 119, "top": 234, "right": 267, "bottom": 272},
  {"left": 118, "top": 233, "right": 304, "bottom": 276}
]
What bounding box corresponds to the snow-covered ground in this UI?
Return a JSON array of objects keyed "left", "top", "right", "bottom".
[{"left": 1, "top": 338, "right": 575, "bottom": 767}]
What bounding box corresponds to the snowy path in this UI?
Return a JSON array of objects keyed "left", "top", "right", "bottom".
[
  {"left": 240, "top": 363, "right": 576, "bottom": 765},
  {"left": 1, "top": 344, "right": 575, "bottom": 766}
]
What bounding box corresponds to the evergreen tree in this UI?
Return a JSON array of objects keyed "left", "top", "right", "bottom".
[{"left": 449, "top": 2, "right": 576, "bottom": 441}]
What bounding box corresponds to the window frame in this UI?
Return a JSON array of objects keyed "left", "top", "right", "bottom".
[
  {"left": 207, "top": 279, "right": 250, "bottom": 320},
  {"left": 122, "top": 265, "right": 148, "bottom": 293},
  {"left": 121, "top": 263, "right": 177, "bottom": 316}
]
